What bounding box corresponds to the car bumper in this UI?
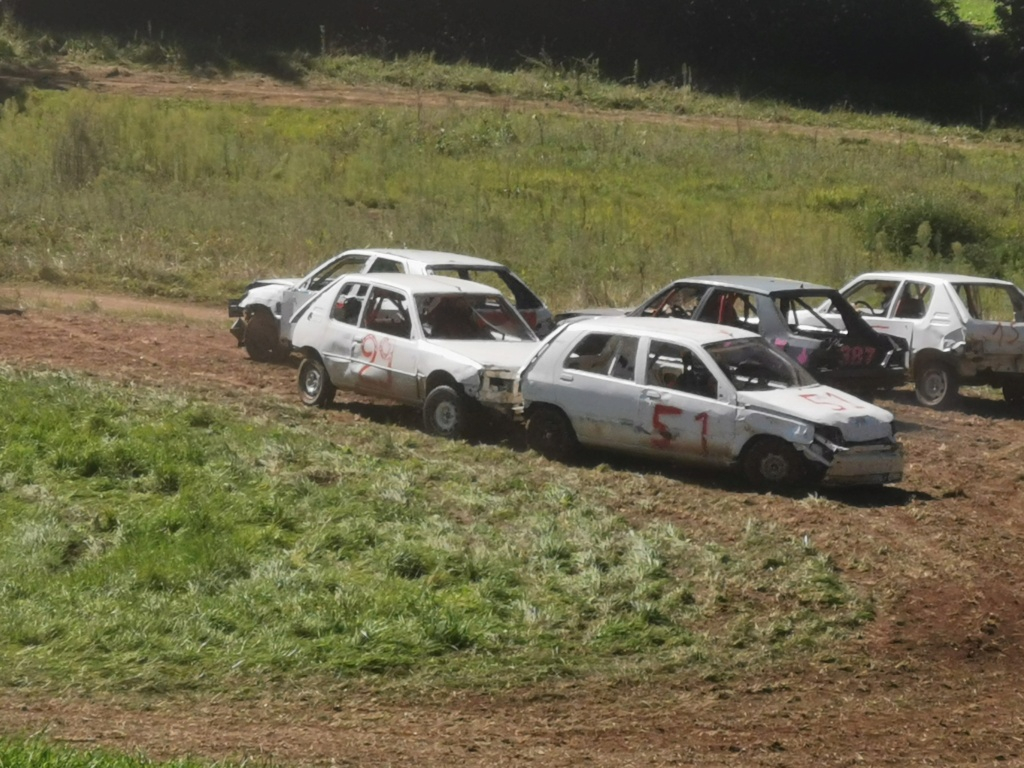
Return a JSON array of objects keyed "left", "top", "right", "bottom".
[{"left": 821, "top": 444, "right": 903, "bottom": 487}]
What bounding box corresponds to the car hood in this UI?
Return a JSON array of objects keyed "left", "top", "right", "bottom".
[
  {"left": 740, "top": 386, "right": 894, "bottom": 439},
  {"left": 246, "top": 277, "right": 301, "bottom": 290},
  {"left": 555, "top": 307, "right": 631, "bottom": 323},
  {"left": 428, "top": 340, "right": 543, "bottom": 370}
]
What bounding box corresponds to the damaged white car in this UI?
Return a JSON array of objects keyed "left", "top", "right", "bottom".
[
  {"left": 229, "top": 247, "right": 554, "bottom": 361},
  {"left": 519, "top": 317, "right": 903, "bottom": 488},
  {"left": 820, "top": 271, "right": 1024, "bottom": 409},
  {"left": 291, "top": 273, "right": 541, "bottom": 439}
]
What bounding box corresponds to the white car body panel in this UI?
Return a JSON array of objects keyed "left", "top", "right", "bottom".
[
  {"left": 819, "top": 272, "right": 1024, "bottom": 400},
  {"left": 521, "top": 317, "right": 902, "bottom": 486},
  {"left": 232, "top": 248, "right": 554, "bottom": 343},
  {"left": 291, "top": 273, "right": 541, "bottom": 413}
]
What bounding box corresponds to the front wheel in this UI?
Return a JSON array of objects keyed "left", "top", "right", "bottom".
[
  {"left": 741, "top": 436, "right": 810, "bottom": 489},
  {"left": 298, "top": 357, "right": 336, "bottom": 408},
  {"left": 423, "top": 385, "right": 469, "bottom": 439},
  {"left": 526, "top": 406, "right": 578, "bottom": 462},
  {"left": 914, "top": 360, "right": 959, "bottom": 409},
  {"left": 244, "top": 309, "right": 287, "bottom": 363}
]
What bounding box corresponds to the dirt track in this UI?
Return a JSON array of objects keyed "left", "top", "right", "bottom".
[
  {"left": 2, "top": 65, "right": 1024, "bottom": 764},
  {"left": 2, "top": 285, "right": 1024, "bottom": 766}
]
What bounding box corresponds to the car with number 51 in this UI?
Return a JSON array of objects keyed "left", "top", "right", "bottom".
[
  {"left": 519, "top": 316, "right": 903, "bottom": 488},
  {"left": 291, "top": 273, "right": 541, "bottom": 439}
]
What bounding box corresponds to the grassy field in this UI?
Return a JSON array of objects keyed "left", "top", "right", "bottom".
[
  {"left": 2, "top": 20, "right": 1024, "bottom": 316},
  {"left": 0, "top": 368, "right": 864, "bottom": 694}
]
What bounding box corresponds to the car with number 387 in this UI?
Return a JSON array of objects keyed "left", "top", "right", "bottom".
[
  {"left": 291, "top": 273, "right": 541, "bottom": 439},
  {"left": 557, "top": 276, "right": 907, "bottom": 397},
  {"left": 519, "top": 316, "right": 903, "bottom": 488}
]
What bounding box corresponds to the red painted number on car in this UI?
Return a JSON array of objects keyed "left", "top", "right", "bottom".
[
  {"left": 839, "top": 345, "right": 876, "bottom": 367},
  {"left": 799, "top": 391, "right": 856, "bottom": 410},
  {"left": 652, "top": 405, "right": 709, "bottom": 453}
]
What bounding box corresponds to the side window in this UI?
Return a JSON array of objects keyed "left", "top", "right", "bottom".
[
  {"left": 641, "top": 285, "right": 707, "bottom": 319},
  {"left": 367, "top": 258, "right": 406, "bottom": 274},
  {"left": 893, "top": 282, "right": 929, "bottom": 319},
  {"left": 330, "top": 283, "right": 369, "bottom": 325},
  {"left": 696, "top": 291, "right": 757, "bottom": 330},
  {"left": 564, "top": 333, "right": 639, "bottom": 380},
  {"left": 308, "top": 256, "right": 369, "bottom": 292},
  {"left": 362, "top": 288, "right": 412, "bottom": 338},
  {"left": 846, "top": 281, "right": 900, "bottom": 316},
  {"left": 645, "top": 340, "right": 717, "bottom": 398},
  {"left": 959, "top": 284, "right": 1018, "bottom": 322}
]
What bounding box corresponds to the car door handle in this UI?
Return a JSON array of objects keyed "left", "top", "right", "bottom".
[
  {"left": 559, "top": 373, "right": 574, "bottom": 381},
  {"left": 641, "top": 389, "right": 662, "bottom": 401}
]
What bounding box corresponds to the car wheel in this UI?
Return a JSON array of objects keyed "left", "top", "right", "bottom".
[
  {"left": 741, "top": 437, "right": 809, "bottom": 488},
  {"left": 298, "top": 357, "right": 336, "bottom": 408},
  {"left": 914, "top": 360, "right": 959, "bottom": 409},
  {"left": 526, "top": 406, "right": 578, "bottom": 462},
  {"left": 1003, "top": 378, "right": 1024, "bottom": 405},
  {"left": 244, "top": 309, "right": 287, "bottom": 363},
  {"left": 423, "top": 385, "right": 468, "bottom": 439}
]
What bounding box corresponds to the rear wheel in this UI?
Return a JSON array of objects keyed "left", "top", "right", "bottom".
[
  {"left": 526, "top": 406, "right": 578, "bottom": 462},
  {"left": 423, "top": 385, "right": 469, "bottom": 439},
  {"left": 244, "top": 309, "right": 286, "bottom": 363},
  {"left": 1003, "top": 378, "right": 1024, "bottom": 405},
  {"left": 741, "top": 437, "right": 810, "bottom": 489},
  {"left": 914, "top": 360, "right": 959, "bottom": 409},
  {"left": 298, "top": 357, "right": 335, "bottom": 408}
]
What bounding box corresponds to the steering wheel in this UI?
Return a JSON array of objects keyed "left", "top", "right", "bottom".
[
  {"left": 734, "top": 361, "right": 768, "bottom": 390},
  {"left": 853, "top": 299, "right": 875, "bottom": 313}
]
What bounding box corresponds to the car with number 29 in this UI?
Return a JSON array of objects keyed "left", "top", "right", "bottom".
[
  {"left": 291, "top": 273, "right": 541, "bottom": 439},
  {"left": 519, "top": 316, "right": 903, "bottom": 488}
]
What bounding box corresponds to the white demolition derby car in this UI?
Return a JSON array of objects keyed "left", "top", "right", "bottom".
[
  {"left": 291, "top": 273, "right": 541, "bottom": 438},
  {"left": 519, "top": 317, "right": 903, "bottom": 488},
  {"left": 820, "top": 271, "right": 1024, "bottom": 409},
  {"left": 229, "top": 247, "right": 554, "bottom": 361}
]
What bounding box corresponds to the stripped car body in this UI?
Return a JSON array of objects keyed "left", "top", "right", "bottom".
[
  {"left": 291, "top": 273, "right": 541, "bottom": 438},
  {"left": 557, "top": 276, "right": 907, "bottom": 396},
  {"left": 813, "top": 271, "right": 1024, "bottom": 408},
  {"left": 520, "top": 317, "right": 903, "bottom": 488},
  {"left": 229, "top": 248, "right": 554, "bottom": 361}
]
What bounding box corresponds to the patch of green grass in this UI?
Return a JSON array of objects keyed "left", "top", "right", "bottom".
[
  {"left": 0, "top": 367, "right": 869, "bottom": 694},
  {"left": 2, "top": 87, "right": 1023, "bottom": 317},
  {"left": 0, "top": 738, "right": 224, "bottom": 768},
  {"left": 955, "top": 0, "right": 999, "bottom": 30}
]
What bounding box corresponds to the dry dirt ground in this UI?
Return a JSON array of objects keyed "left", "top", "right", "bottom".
[
  {"left": 2, "top": 288, "right": 1024, "bottom": 767},
  {"left": 1, "top": 67, "right": 1024, "bottom": 766}
]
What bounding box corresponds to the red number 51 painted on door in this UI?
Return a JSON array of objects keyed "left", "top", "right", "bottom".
[{"left": 652, "top": 404, "right": 709, "bottom": 453}]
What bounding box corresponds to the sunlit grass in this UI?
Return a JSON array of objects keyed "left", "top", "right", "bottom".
[{"left": 0, "top": 368, "right": 868, "bottom": 694}]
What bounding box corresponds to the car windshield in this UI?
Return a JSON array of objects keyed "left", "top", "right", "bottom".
[
  {"left": 777, "top": 290, "right": 865, "bottom": 333},
  {"left": 417, "top": 294, "right": 536, "bottom": 341},
  {"left": 427, "top": 266, "right": 543, "bottom": 310},
  {"left": 705, "top": 337, "right": 817, "bottom": 391}
]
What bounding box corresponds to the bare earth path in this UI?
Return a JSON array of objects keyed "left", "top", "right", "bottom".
[{"left": 2, "top": 287, "right": 1024, "bottom": 766}]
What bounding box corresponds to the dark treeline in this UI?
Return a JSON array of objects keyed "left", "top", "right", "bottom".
[{"left": 12, "top": 0, "right": 1024, "bottom": 123}]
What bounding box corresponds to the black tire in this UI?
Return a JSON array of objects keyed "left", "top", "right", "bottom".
[
  {"left": 423, "top": 385, "right": 469, "bottom": 439},
  {"left": 298, "top": 357, "right": 336, "bottom": 408},
  {"left": 526, "top": 406, "right": 578, "bottom": 462},
  {"left": 914, "top": 360, "right": 959, "bottom": 409},
  {"left": 244, "top": 309, "right": 286, "bottom": 363},
  {"left": 741, "top": 436, "right": 810, "bottom": 489}
]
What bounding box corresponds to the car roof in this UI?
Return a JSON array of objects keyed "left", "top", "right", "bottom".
[
  {"left": 338, "top": 272, "right": 505, "bottom": 296},
  {"left": 846, "top": 271, "right": 1015, "bottom": 287},
  {"left": 564, "top": 315, "right": 761, "bottom": 345},
  {"left": 339, "top": 248, "right": 506, "bottom": 270},
  {"left": 674, "top": 275, "right": 833, "bottom": 293}
]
